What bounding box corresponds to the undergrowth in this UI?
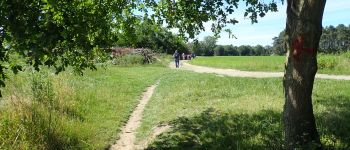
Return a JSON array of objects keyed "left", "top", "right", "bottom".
[{"left": 0, "top": 72, "right": 86, "bottom": 150}]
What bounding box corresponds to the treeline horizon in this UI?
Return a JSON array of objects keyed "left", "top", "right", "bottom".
[
  {"left": 114, "top": 22, "right": 349, "bottom": 56},
  {"left": 190, "top": 24, "right": 350, "bottom": 56}
]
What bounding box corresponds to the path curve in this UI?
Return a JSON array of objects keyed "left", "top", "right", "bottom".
[
  {"left": 110, "top": 81, "right": 159, "bottom": 150},
  {"left": 169, "top": 61, "right": 350, "bottom": 80}
]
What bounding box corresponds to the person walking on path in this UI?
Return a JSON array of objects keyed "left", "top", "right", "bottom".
[{"left": 173, "top": 50, "right": 180, "bottom": 68}]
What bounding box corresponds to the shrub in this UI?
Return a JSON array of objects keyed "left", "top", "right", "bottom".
[
  {"left": 111, "top": 48, "right": 156, "bottom": 66},
  {"left": 342, "top": 51, "right": 350, "bottom": 59},
  {"left": 318, "top": 56, "right": 337, "bottom": 70},
  {"left": 112, "top": 54, "right": 144, "bottom": 66}
]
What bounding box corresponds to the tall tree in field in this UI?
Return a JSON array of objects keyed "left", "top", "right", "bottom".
[
  {"left": 283, "top": 0, "right": 326, "bottom": 148},
  {"left": 150, "top": 0, "right": 328, "bottom": 148}
]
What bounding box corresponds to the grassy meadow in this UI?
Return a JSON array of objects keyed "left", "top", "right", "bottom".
[
  {"left": 0, "top": 54, "right": 349, "bottom": 149},
  {"left": 0, "top": 65, "right": 172, "bottom": 149},
  {"left": 137, "top": 71, "right": 350, "bottom": 149},
  {"left": 189, "top": 54, "right": 350, "bottom": 75}
]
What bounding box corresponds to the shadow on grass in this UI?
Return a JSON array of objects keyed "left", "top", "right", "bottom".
[
  {"left": 146, "top": 94, "right": 350, "bottom": 150},
  {"left": 315, "top": 95, "right": 350, "bottom": 149},
  {"left": 146, "top": 108, "right": 284, "bottom": 150}
]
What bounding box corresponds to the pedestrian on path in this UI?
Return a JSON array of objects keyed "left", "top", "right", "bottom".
[{"left": 173, "top": 50, "right": 180, "bottom": 68}]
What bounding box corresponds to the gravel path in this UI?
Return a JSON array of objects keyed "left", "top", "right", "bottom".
[{"left": 169, "top": 60, "right": 350, "bottom": 80}]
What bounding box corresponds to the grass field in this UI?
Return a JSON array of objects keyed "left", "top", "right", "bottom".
[
  {"left": 1, "top": 54, "right": 349, "bottom": 149},
  {"left": 137, "top": 71, "right": 350, "bottom": 149},
  {"left": 0, "top": 65, "right": 172, "bottom": 149},
  {"left": 189, "top": 55, "right": 350, "bottom": 75}
]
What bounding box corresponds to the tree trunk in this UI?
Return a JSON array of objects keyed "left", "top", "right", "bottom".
[{"left": 283, "top": 0, "right": 326, "bottom": 149}]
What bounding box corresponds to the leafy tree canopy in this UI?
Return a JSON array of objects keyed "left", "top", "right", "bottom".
[{"left": 0, "top": 0, "right": 281, "bottom": 96}]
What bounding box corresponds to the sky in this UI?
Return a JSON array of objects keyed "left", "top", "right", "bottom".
[{"left": 189, "top": 0, "right": 350, "bottom": 46}]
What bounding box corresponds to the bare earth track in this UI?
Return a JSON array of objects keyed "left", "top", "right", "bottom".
[
  {"left": 110, "top": 81, "right": 159, "bottom": 150},
  {"left": 170, "top": 61, "right": 350, "bottom": 80}
]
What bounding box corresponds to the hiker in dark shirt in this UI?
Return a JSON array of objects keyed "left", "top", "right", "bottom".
[{"left": 173, "top": 50, "right": 180, "bottom": 68}]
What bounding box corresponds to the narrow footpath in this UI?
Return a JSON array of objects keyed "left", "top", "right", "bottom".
[
  {"left": 170, "top": 61, "right": 350, "bottom": 80},
  {"left": 110, "top": 81, "right": 159, "bottom": 150}
]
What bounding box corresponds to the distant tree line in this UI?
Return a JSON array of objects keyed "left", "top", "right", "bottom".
[
  {"left": 320, "top": 24, "right": 350, "bottom": 53},
  {"left": 272, "top": 24, "right": 350, "bottom": 54},
  {"left": 117, "top": 23, "right": 349, "bottom": 56},
  {"left": 116, "top": 19, "right": 189, "bottom": 54},
  {"left": 190, "top": 36, "right": 273, "bottom": 56}
]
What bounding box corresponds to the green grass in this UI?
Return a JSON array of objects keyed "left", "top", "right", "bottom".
[
  {"left": 189, "top": 55, "right": 350, "bottom": 75},
  {"left": 190, "top": 56, "right": 285, "bottom": 72},
  {"left": 137, "top": 70, "right": 350, "bottom": 149},
  {"left": 0, "top": 65, "right": 172, "bottom": 149},
  {"left": 1, "top": 54, "right": 349, "bottom": 149}
]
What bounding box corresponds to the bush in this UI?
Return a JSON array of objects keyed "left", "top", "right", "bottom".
[
  {"left": 112, "top": 54, "right": 144, "bottom": 66},
  {"left": 318, "top": 56, "right": 337, "bottom": 70},
  {"left": 111, "top": 48, "right": 156, "bottom": 66},
  {"left": 342, "top": 51, "right": 350, "bottom": 59}
]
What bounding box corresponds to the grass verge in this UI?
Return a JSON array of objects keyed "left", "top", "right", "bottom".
[
  {"left": 189, "top": 55, "right": 350, "bottom": 75},
  {"left": 137, "top": 70, "right": 350, "bottom": 149}
]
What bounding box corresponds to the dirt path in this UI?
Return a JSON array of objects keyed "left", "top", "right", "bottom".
[
  {"left": 110, "top": 81, "right": 159, "bottom": 150},
  {"left": 135, "top": 124, "right": 171, "bottom": 149},
  {"left": 169, "top": 61, "right": 350, "bottom": 80}
]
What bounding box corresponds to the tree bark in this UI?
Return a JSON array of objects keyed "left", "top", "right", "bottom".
[{"left": 283, "top": 0, "right": 326, "bottom": 149}]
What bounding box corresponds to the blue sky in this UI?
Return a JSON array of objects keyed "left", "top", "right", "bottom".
[{"left": 191, "top": 0, "right": 350, "bottom": 46}]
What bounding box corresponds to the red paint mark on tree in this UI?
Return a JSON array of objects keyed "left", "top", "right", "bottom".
[
  {"left": 292, "top": 36, "right": 303, "bottom": 61},
  {"left": 292, "top": 35, "right": 315, "bottom": 61}
]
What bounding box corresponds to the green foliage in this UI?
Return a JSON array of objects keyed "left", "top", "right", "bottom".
[
  {"left": 0, "top": 0, "right": 281, "bottom": 94},
  {"left": 273, "top": 24, "right": 350, "bottom": 54},
  {"left": 149, "top": 0, "right": 279, "bottom": 38},
  {"left": 272, "top": 30, "right": 286, "bottom": 55},
  {"left": 320, "top": 24, "right": 350, "bottom": 53},
  {"left": 192, "top": 36, "right": 217, "bottom": 56},
  {"left": 224, "top": 45, "right": 240, "bottom": 56},
  {"left": 318, "top": 56, "right": 337, "bottom": 70},
  {"left": 112, "top": 54, "right": 144, "bottom": 66},
  {"left": 238, "top": 45, "right": 254, "bottom": 56},
  {"left": 343, "top": 51, "right": 350, "bottom": 59},
  {"left": 117, "top": 20, "right": 189, "bottom": 54},
  {"left": 0, "top": 0, "right": 133, "bottom": 94},
  {"left": 213, "top": 44, "right": 272, "bottom": 56},
  {"left": 214, "top": 45, "right": 225, "bottom": 56}
]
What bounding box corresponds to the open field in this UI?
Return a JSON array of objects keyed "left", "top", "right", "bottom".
[
  {"left": 189, "top": 55, "right": 350, "bottom": 75},
  {"left": 1, "top": 55, "right": 350, "bottom": 149},
  {"left": 137, "top": 70, "right": 350, "bottom": 149}
]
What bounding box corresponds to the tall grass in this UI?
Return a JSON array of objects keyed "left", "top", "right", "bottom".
[
  {"left": 0, "top": 65, "right": 172, "bottom": 149},
  {"left": 0, "top": 71, "right": 84, "bottom": 149}
]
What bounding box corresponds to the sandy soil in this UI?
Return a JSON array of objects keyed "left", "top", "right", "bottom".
[
  {"left": 169, "top": 60, "right": 350, "bottom": 80},
  {"left": 110, "top": 81, "right": 159, "bottom": 150}
]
